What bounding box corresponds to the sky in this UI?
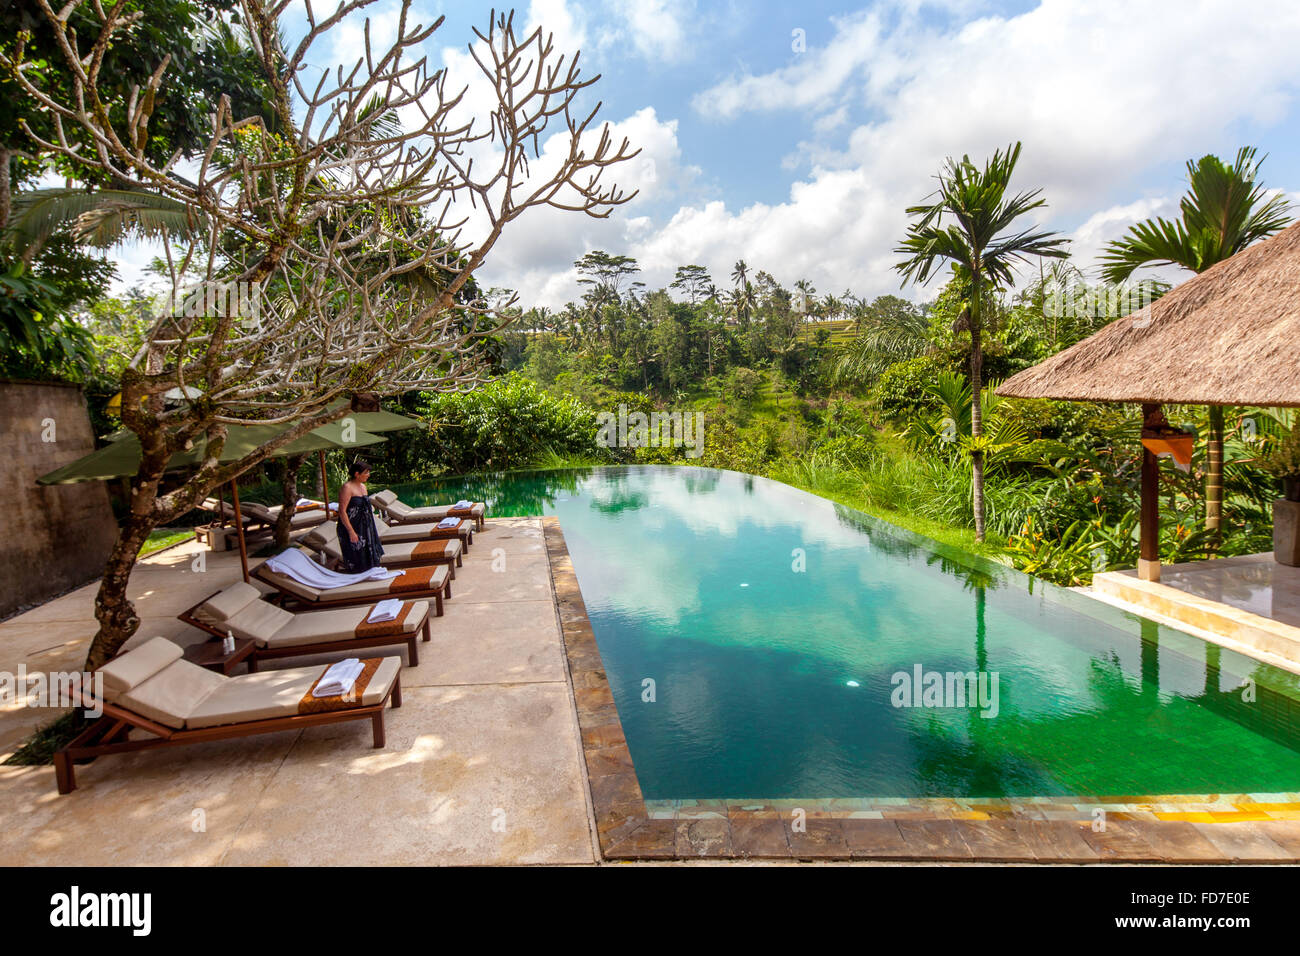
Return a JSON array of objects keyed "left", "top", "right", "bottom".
[{"left": 106, "top": 0, "right": 1300, "bottom": 308}]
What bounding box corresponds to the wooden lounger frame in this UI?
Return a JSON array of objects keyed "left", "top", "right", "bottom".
[
  {"left": 53, "top": 675, "right": 401, "bottom": 794},
  {"left": 381, "top": 522, "right": 474, "bottom": 550},
  {"left": 383, "top": 505, "right": 487, "bottom": 532},
  {"left": 178, "top": 592, "right": 434, "bottom": 668},
  {"left": 302, "top": 539, "right": 463, "bottom": 578},
  {"left": 252, "top": 565, "right": 451, "bottom": 615}
]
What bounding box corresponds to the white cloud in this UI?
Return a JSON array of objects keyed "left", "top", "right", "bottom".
[
  {"left": 525, "top": 0, "right": 588, "bottom": 57},
  {"left": 572, "top": 0, "right": 1300, "bottom": 309},
  {"left": 474, "top": 106, "right": 702, "bottom": 304},
  {"left": 692, "top": 9, "right": 886, "bottom": 120},
  {"left": 1066, "top": 197, "right": 1182, "bottom": 282},
  {"left": 602, "top": 0, "right": 696, "bottom": 63},
  {"left": 100, "top": 0, "right": 1300, "bottom": 314}
]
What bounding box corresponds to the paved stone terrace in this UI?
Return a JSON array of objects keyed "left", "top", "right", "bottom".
[{"left": 0, "top": 519, "right": 599, "bottom": 865}]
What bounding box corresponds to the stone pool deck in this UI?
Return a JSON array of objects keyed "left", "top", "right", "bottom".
[
  {"left": 0, "top": 518, "right": 598, "bottom": 865},
  {"left": 2, "top": 517, "right": 1300, "bottom": 865}
]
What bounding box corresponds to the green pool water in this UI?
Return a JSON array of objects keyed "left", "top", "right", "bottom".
[{"left": 390, "top": 466, "right": 1300, "bottom": 801}]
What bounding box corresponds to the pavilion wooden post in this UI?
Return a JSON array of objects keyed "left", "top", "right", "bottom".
[
  {"left": 230, "top": 478, "right": 250, "bottom": 583},
  {"left": 1139, "top": 403, "right": 1161, "bottom": 583}
]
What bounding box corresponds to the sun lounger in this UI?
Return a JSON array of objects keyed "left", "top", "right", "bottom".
[
  {"left": 201, "top": 496, "right": 257, "bottom": 528},
  {"left": 301, "top": 522, "right": 463, "bottom": 576},
  {"left": 253, "top": 548, "right": 451, "bottom": 614},
  {"left": 239, "top": 500, "right": 329, "bottom": 531},
  {"left": 53, "top": 636, "right": 402, "bottom": 794},
  {"left": 371, "top": 489, "right": 487, "bottom": 530},
  {"left": 374, "top": 514, "right": 474, "bottom": 550},
  {"left": 179, "top": 582, "right": 433, "bottom": 667}
]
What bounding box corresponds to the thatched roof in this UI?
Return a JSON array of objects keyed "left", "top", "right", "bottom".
[{"left": 997, "top": 220, "right": 1300, "bottom": 407}]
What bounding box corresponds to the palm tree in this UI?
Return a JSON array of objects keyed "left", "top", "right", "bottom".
[
  {"left": 730, "top": 259, "right": 749, "bottom": 289},
  {"left": 727, "top": 280, "right": 756, "bottom": 327},
  {"left": 896, "top": 142, "right": 1067, "bottom": 541},
  {"left": 1100, "top": 147, "right": 1293, "bottom": 547}
]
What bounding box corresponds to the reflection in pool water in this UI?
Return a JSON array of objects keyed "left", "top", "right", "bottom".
[{"left": 390, "top": 466, "right": 1300, "bottom": 800}]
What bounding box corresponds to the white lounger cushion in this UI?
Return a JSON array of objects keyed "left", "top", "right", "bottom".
[
  {"left": 259, "top": 560, "right": 447, "bottom": 602},
  {"left": 373, "top": 491, "right": 485, "bottom": 522},
  {"left": 241, "top": 502, "right": 325, "bottom": 529},
  {"left": 224, "top": 599, "right": 295, "bottom": 645},
  {"left": 195, "top": 581, "right": 263, "bottom": 624},
  {"left": 199, "top": 586, "right": 427, "bottom": 648},
  {"left": 373, "top": 516, "right": 470, "bottom": 543},
  {"left": 305, "top": 522, "right": 462, "bottom": 565},
  {"left": 265, "top": 600, "right": 427, "bottom": 648},
  {"left": 186, "top": 657, "right": 400, "bottom": 728},
  {"left": 98, "top": 637, "right": 401, "bottom": 730},
  {"left": 118, "top": 658, "right": 226, "bottom": 728},
  {"left": 394, "top": 501, "right": 484, "bottom": 521},
  {"left": 98, "top": 636, "right": 184, "bottom": 699}
]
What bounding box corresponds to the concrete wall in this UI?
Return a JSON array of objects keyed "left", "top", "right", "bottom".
[{"left": 0, "top": 381, "right": 119, "bottom": 617}]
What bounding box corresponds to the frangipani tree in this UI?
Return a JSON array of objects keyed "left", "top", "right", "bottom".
[{"left": 8, "top": 0, "right": 638, "bottom": 666}]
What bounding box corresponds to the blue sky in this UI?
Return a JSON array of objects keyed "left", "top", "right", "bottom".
[{"left": 115, "top": 0, "right": 1300, "bottom": 307}]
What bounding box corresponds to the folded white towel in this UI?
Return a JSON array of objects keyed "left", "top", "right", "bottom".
[
  {"left": 265, "top": 548, "right": 400, "bottom": 589},
  {"left": 367, "top": 598, "right": 403, "bottom": 623},
  {"left": 436, "top": 517, "right": 459, "bottom": 529},
  {"left": 296, "top": 497, "right": 316, "bottom": 507},
  {"left": 313, "top": 657, "right": 365, "bottom": 698},
  {"left": 453, "top": 500, "right": 473, "bottom": 510}
]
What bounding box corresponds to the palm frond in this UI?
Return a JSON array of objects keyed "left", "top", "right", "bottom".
[
  {"left": 1100, "top": 146, "right": 1294, "bottom": 283},
  {"left": 6, "top": 188, "right": 205, "bottom": 255}
]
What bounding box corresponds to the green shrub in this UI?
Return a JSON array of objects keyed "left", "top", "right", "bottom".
[
  {"left": 874, "top": 354, "right": 951, "bottom": 420},
  {"left": 415, "top": 373, "right": 606, "bottom": 474}
]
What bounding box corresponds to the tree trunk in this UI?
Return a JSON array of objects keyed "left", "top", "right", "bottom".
[
  {"left": 86, "top": 434, "right": 169, "bottom": 668},
  {"left": 1205, "top": 404, "right": 1224, "bottom": 548},
  {"left": 969, "top": 288, "right": 986, "bottom": 543},
  {"left": 0, "top": 144, "right": 10, "bottom": 231},
  {"left": 87, "top": 365, "right": 171, "bottom": 669},
  {"left": 86, "top": 510, "right": 158, "bottom": 669},
  {"left": 274, "top": 454, "right": 309, "bottom": 550}
]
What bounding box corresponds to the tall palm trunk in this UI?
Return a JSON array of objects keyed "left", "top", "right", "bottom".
[
  {"left": 968, "top": 282, "right": 986, "bottom": 542},
  {"left": 1205, "top": 405, "right": 1224, "bottom": 547}
]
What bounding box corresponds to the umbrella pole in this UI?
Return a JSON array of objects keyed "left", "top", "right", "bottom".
[
  {"left": 1138, "top": 403, "right": 1161, "bottom": 583},
  {"left": 230, "top": 478, "right": 250, "bottom": 583},
  {"left": 318, "top": 450, "right": 330, "bottom": 514}
]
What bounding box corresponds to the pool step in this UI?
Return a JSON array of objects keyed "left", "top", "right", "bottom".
[{"left": 1091, "top": 564, "right": 1300, "bottom": 675}]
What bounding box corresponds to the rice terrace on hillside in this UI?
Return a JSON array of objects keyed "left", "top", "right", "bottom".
[{"left": 1, "top": 0, "right": 1299, "bottom": 932}]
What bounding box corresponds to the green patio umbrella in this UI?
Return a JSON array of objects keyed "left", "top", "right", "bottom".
[
  {"left": 35, "top": 432, "right": 153, "bottom": 485},
  {"left": 36, "top": 419, "right": 388, "bottom": 582},
  {"left": 35, "top": 421, "right": 387, "bottom": 484},
  {"left": 311, "top": 401, "right": 423, "bottom": 514}
]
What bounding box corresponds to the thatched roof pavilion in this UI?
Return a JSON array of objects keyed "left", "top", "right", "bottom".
[
  {"left": 998, "top": 220, "right": 1300, "bottom": 407},
  {"left": 997, "top": 219, "right": 1300, "bottom": 582}
]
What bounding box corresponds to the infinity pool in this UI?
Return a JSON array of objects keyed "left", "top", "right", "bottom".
[{"left": 392, "top": 466, "right": 1300, "bottom": 801}]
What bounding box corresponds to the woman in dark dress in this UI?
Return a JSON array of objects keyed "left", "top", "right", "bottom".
[{"left": 337, "top": 459, "right": 385, "bottom": 572}]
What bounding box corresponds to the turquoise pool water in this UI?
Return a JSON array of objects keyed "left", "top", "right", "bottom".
[{"left": 392, "top": 466, "right": 1300, "bottom": 800}]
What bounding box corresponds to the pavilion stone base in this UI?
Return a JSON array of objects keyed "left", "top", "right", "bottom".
[
  {"left": 1276, "top": 499, "right": 1300, "bottom": 567},
  {"left": 1137, "top": 557, "right": 1161, "bottom": 582}
]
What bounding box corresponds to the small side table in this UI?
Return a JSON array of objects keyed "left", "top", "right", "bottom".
[{"left": 182, "top": 637, "right": 257, "bottom": 674}]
